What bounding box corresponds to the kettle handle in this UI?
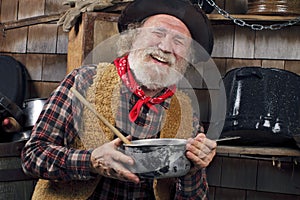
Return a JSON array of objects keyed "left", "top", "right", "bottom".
[{"left": 236, "top": 68, "right": 263, "bottom": 79}]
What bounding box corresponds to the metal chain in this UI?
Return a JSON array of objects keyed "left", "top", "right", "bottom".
[{"left": 198, "top": 0, "right": 300, "bottom": 30}]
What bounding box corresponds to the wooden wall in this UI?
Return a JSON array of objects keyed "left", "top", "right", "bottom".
[
  {"left": 212, "top": 24, "right": 300, "bottom": 74},
  {"left": 207, "top": 154, "right": 300, "bottom": 199},
  {"left": 0, "top": 0, "right": 68, "bottom": 99},
  {"left": 1, "top": 0, "right": 300, "bottom": 199}
]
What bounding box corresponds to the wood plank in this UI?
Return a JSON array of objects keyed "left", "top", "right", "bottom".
[
  {"left": 196, "top": 89, "right": 210, "bottom": 123},
  {"left": 27, "top": 24, "right": 58, "bottom": 53},
  {"left": 29, "top": 81, "right": 59, "bottom": 98},
  {"left": 178, "top": 64, "right": 204, "bottom": 89},
  {"left": 226, "top": 59, "right": 261, "bottom": 72},
  {"left": 208, "top": 186, "right": 215, "bottom": 200},
  {"left": 3, "top": 14, "right": 61, "bottom": 31},
  {"left": 215, "top": 187, "right": 246, "bottom": 200},
  {"left": 233, "top": 26, "right": 255, "bottom": 59},
  {"left": 42, "top": 54, "right": 67, "bottom": 82},
  {"left": 0, "top": 27, "right": 28, "bottom": 53},
  {"left": 213, "top": 58, "right": 227, "bottom": 76},
  {"left": 208, "top": 14, "right": 300, "bottom": 21},
  {"left": 86, "top": 18, "right": 119, "bottom": 65},
  {"left": 262, "top": 60, "right": 285, "bottom": 69},
  {"left": 18, "top": 0, "right": 45, "bottom": 20},
  {"left": 67, "top": 12, "right": 119, "bottom": 73},
  {"left": 206, "top": 156, "right": 222, "bottom": 186},
  {"left": 25, "top": 54, "right": 43, "bottom": 81},
  {"left": 45, "top": 0, "right": 69, "bottom": 15},
  {"left": 0, "top": 0, "right": 18, "bottom": 22},
  {"left": 211, "top": 25, "right": 234, "bottom": 58},
  {"left": 0, "top": 0, "right": 1, "bottom": 21},
  {"left": 208, "top": 89, "right": 227, "bottom": 125},
  {"left": 217, "top": 145, "right": 300, "bottom": 156},
  {"left": 93, "top": 19, "right": 118, "bottom": 46},
  {"left": 83, "top": 12, "right": 119, "bottom": 65},
  {"left": 202, "top": 61, "right": 224, "bottom": 89},
  {"left": 257, "top": 160, "right": 300, "bottom": 195},
  {"left": 221, "top": 157, "right": 258, "bottom": 190},
  {"left": 87, "top": 12, "right": 120, "bottom": 22},
  {"left": 101, "top": 3, "right": 128, "bottom": 13},
  {"left": 11, "top": 54, "right": 27, "bottom": 67},
  {"left": 255, "top": 26, "right": 300, "bottom": 60},
  {"left": 211, "top": 0, "right": 224, "bottom": 15},
  {"left": 67, "top": 19, "right": 85, "bottom": 73},
  {"left": 285, "top": 60, "right": 300, "bottom": 75},
  {"left": 247, "top": 190, "right": 300, "bottom": 200},
  {"left": 225, "top": 0, "right": 248, "bottom": 14},
  {"left": 57, "top": 26, "right": 68, "bottom": 54},
  {"left": 177, "top": 88, "right": 209, "bottom": 123}
]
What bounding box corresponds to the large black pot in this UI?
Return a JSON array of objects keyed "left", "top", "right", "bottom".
[{"left": 220, "top": 67, "right": 300, "bottom": 147}]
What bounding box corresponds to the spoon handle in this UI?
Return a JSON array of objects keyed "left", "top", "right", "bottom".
[
  {"left": 215, "top": 136, "right": 241, "bottom": 143},
  {"left": 70, "top": 87, "right": 131, "bottom": 144}
]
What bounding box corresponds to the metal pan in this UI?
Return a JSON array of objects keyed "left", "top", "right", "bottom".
[{"left": 22, "top": 98, "right": 47, "bottom": 128}]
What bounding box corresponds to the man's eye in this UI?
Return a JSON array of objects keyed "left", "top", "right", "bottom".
[
  {"left": 174, "top": 39, "right": 184, "bottom": 46},
  {"left": 152, "top": 31, "right": 164, "bottom": 38}
]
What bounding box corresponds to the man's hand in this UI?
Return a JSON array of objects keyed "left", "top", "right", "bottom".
[
  {"left": 90, "top": 137, "right": 140, "bottom": 183},
  {"left": 185, "top": 133, "right": 216, "bottom": 169}
]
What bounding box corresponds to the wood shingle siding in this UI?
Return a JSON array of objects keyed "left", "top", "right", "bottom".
[
  {"left": 0, "top": 1, "right": 300, "bottom": 199},
  {"left": 0, "top": 0, "right": 68, "bottom": 98}
]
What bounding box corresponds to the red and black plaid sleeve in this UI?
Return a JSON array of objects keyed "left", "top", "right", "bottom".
[{"left": 21, "top": 65, "right": 97, "bottom": 181}]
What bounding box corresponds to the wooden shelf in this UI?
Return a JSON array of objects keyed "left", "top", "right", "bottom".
[
  {"left": 208, "top": 13, "right": 300, "bottom": 21},
  {"left": 1, "top": 14, "right": 61, "bottom": 31},
  {"left": 217, "top": 145, "right": 300, "bottom": 156}
]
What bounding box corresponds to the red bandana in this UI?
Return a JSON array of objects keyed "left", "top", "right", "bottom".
[{"left": 114, "top": 55, "right": 176, "bottom": 122}]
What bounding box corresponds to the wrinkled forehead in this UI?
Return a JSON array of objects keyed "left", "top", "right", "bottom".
[{"left": 141, "top": 14, "right": 192, "bottom": 38}]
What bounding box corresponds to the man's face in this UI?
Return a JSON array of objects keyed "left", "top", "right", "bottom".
[{"left": 128, "top": 14, "right": 192, "bottom": 90}]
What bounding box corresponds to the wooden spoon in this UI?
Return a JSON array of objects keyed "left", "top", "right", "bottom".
[{"left": 70, "top": 87, "right": 131, "bottom": 144}]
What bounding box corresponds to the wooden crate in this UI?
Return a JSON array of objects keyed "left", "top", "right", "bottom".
[{"left": 67, "top": 12, "right": 120, "bottom": 73}]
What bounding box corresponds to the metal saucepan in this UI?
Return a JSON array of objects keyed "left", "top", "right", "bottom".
[
  {"left": 22, "top": 98, "right": 47, "bottom": 129},
  {"left": 122, "top": 137, "right": 240, "bottom": 179},
  {"left": 123, "top": 138, "right": 191, "bottom": 179}
]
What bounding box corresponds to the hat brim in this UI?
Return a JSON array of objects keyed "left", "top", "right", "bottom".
[{"left": 118, "top": 0, "right": 214, "bottom": 59}]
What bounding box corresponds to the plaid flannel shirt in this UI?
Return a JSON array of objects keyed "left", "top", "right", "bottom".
[{"left": 21, "top": 64, "right": 208, "bottom": 199}]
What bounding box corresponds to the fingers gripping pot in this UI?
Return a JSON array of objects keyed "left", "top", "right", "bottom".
[{"left": 123, "top": 139, "right": 191, "bottom": 179}]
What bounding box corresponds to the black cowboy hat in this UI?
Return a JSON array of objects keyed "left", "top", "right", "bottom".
[{"left": 118, "top": 0, "right": 214, "bottom": 59}]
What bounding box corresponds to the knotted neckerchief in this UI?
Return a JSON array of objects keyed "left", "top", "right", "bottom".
[{"left": 114, "top": 55, "right": 176, "bottom": 122}]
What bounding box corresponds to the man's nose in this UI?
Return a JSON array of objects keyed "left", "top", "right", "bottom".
[{"left": 157, "top": 37, "right": 172, "bottom": 53}]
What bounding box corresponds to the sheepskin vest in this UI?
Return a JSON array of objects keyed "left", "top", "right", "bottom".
[{"left": 31, "top": 63, "right": 194, "bottom": 200}]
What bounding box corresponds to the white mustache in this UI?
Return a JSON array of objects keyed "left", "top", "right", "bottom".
[{"left": 143, "top": 48, "right": 176, "bottom": 66}]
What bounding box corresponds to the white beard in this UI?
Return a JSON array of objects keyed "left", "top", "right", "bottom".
[{"left": 128, "top": 47, "right": 188, "bottom": 90}]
